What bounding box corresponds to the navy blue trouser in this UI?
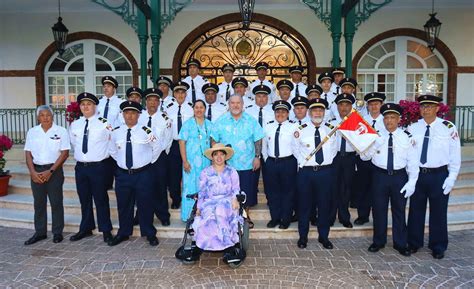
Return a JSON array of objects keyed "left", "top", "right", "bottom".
[
  {"left": 330, "top": 152, "right": 356, "bottom": 224},
  {"left": 355, "top": 157, "right": 374, "bottom": 219},
  {"left": 371, "top": 169, "right": 408, "bottom": 247},
  {"left": 297, "top": 166, "right": 334, "bottom": 239},
  {"left": 166, "top": 140, "right": 182, "bottom": 205},
  {"left": 74, "top": 161, "right": 112, "bottom": 233},
  {"left": 263, "top": 156, "right": 297, "bottom": 224},
  {"left": 115, "top": 166, "right": 157, "bottom": 237},
  {"left": 408, "top": 167, "right": 449, "bottom": 253},
  {"left": 152, "top": 152, "right": 171, "bottom": 221},
  {"left": 252, "top": 156, "right": 266, "bottom": 199},
  {"left": 103, "top": 156, "right": 116, "bottom": 189},
  {"left": 238, "top": 169, "right": 257, "bottom": 207}
]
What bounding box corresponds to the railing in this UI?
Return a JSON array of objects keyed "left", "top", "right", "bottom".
[{"left": 1, "top": 106, "right": 473, "bottom": 145}]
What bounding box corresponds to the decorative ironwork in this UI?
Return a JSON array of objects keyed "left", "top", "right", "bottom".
[
  {"left": 353, "top": 0, "right": 393, "bottom": 28},
  {"left": 91, "top": 0, "right": 191, "bottom": 33},
  {"left": 301, "top": 0, "right": 332, "bottom": 29},
  {"left": 180, "top": 22, "right": 308, "bottom": 83},
  {"left": 238, "top": 0, "right": 255, "bottom": 30}
]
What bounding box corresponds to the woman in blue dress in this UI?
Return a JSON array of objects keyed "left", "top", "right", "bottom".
[{"left": 179, "top": 100, "right": 213, "bottom": 221}]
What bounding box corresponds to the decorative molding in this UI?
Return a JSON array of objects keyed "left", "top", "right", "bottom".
[
  {"left": 0, "top": 70, "right": 35, "bottom": 77},
  {"left": 456, "top": 66, "right": 474, "bottom": 74}
]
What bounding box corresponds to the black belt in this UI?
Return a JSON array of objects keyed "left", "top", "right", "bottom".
[
  {"left": 302, "top": 164, "right": 332, "bottom": 171},
  {"left": 76, "top": 160, "right": 104, "bottom": 166},
  {"left": 420, "top": 165, "right": 448, "bottom": 174},
  {"left": 33, "top": 163, "right": 54, "bottom": 168},
  {"left": 374, "top": 166, "right": 406, "bottom": 176},
  {"left": 338, "top": 151, "right": 356, "bottom": 157},
  {"left": 118, "top": 164, "right": 151, "bottom": 174},
  {"left": 267, "top": 156, "right": 294, "bottom": 162}
]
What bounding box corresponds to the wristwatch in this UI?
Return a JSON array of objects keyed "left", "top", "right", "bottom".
[{"left": 50, "top": 169, "right": 55, "bottom": 173}]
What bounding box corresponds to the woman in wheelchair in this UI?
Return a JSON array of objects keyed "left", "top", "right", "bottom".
[{"left": 175, "top": 143, "right": 247, "bottom": 265}]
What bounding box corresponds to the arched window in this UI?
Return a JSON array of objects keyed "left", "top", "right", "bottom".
[
  {"left": 357, "top": 37, "right": 447, "bottom": 102},
  {"left": 45, "top": 40, "right": 133, "bottom": 107}
]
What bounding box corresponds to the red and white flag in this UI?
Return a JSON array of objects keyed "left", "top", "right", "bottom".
[{"left": 338, "top": 110, "right": 379, "bottom": 153}]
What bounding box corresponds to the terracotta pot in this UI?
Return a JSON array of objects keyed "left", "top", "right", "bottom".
[{"left": 0, "top": 175, "right": 11, "bottom": 197}]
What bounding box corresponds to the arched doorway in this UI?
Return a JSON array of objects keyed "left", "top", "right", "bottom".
[{"left": 173, "top": 13, "right": 316, "bottom": 84}]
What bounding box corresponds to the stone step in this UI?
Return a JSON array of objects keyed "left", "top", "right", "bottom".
[{"left": 0, "top": 206, "right": 472, "bottom": 239}]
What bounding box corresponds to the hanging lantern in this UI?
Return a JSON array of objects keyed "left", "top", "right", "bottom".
[
  {"left": 238, "top": 0, "right": 255, "bottom": 30},
  {"left": 423, "top": 0, "right": 442, "bottom": 52},
  {"left": 51, "top": 0, "right": 69, "bottom": 56}
]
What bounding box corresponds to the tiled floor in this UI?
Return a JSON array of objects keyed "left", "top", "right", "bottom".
[{"left": 1, "top": 226, "right": 473, "bottom": 288}]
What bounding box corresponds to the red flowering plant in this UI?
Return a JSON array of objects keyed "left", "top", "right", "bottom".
[
  {"left": 66, "top": 101, "right": 82, "bottom": 124},
  {"left": 399, "top": 100, "right": 451, "bottom": 128},
  {"left": 0, "top": 135, "right": 14, "bottom": 176}
]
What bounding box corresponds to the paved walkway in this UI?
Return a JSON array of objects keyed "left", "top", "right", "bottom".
[{"left": 0, "top": 226, "right": 473, "bottom": 288}]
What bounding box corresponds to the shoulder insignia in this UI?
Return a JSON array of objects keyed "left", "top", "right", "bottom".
[
  {"left": 442, "top": 120, "right": 454, "bottom": 129},
  {"left": 332, "top": 92, "right": 337, "bottom": 95},
  {"left": 298, "top": 123, "right": 308, "bottom": 130},
  {"left": 203, "top": 77, "right": 207, "bottom": 81},
  {"left": 325, "top": 122, "right": 335, "bottom": 129},
  {"left": 289, "top": 120, "right": 295, "bottom": 123},
  {"left": 330, "top": 118, "right": 336, "bottom": 121},
  {"left": 112, "top": 126, "right": 120, "bottom": 131},
  {"left": 220, "top": 102, "right": 227, "bottom": 106},
  {"left": 98, "top": 117, "right": 108, "bottom": 123},
  {"left": 403, "top": 130, "right": 412, "bottom": 138},
  {"left": 187, "top": 102, "right": 193, "bottom": 107},
  {"left": 268, "top": 120, "right": 275, "bottom": 124},
  {"left": 167, "top": 103, "right": 174, "bottom": 108},
  {"left": 161, "top": 113, "right": 169, "bottom": 120},
  {"left": 218, "top": 82, "right": 222, "bottom": 85},
  {"left": 142, "top": 126, "right": 152, "bottom": 134}
]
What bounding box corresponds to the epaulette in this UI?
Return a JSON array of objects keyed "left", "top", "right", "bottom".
[
  {"left": 442, "top": 120, "right": 454, "bottom": 129},
  {"left": 298, "top": 123, "right": 308, "bottom": 130},
  {"left": 247, "top": 105, "right": 253, "bottom": 108},
  {"left": 117, "top": 95, "right": 124, "bottom": 99},
  {"left": 112, "top": 126, "right": 120, "bottom": 131},
  {"left": 161, "top": 113, "right": 169, "bottom": 120},
  {"left": 289, "top": 120, "right": 295, "bottom": 123},
  {"left": 142, "top": 126, "right": 152, "bottom": 134},
  {"left": 325, "top": 122, "right": 335, "bottom": 129},
  {"left": 332, "top": 92, "right": 337, "bottom": 95},
  {"left": 167, "top": 103, "right": 174, "bottom": 108},
  {"left": 403, "top": 130, "right": 412, "bottom": 138},
  {"left": 218, "top": 82, "right": 222, "bottom": 85},
  {"left": 203, "top": 77, "right": 208, "bottom": 82},
  {"left": 98, "top": 117, "right": 108, "bottom": 123},
  {"left": 187, "top": 102, "right": 193, "bottom": 107},
  {"left": 267, "top": 120, "right": 275, "bottom": 124},
  {"left": 220, "top": 102, "right": 227, "bottom": 106}
]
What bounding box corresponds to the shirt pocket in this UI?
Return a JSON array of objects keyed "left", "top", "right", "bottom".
[{"left": 88, "top": 125, "right": 108, "bottom": 141}]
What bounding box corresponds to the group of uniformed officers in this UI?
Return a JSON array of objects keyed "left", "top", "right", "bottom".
[{"left": 24, "top": 58, "right": 460, "bottom": 260}]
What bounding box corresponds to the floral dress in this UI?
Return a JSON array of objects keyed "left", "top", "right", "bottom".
[
  {"left": 192, "top": 165, "right": 243, "bottom": 251},
  {"left": 178, "top": 117, "right": 212, "bottom": 221}
]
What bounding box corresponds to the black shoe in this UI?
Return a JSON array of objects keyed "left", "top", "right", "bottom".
[
  {"left": 161, "top": 220, "right": 170, "bottom": 227},
  {"left": 24, "top": 234, "right": 47, "bottom": 245},
  {"left": 297, "top": 236, "right": 308, "bottom": 249},
  {"left": 278, "top": 222, "right": 290, "bottom": 230},
  {"left": 394, "top": 245, "right": 411, "bottom": 257},
  {"left": 432, "top": 251, "right": 445, "bottom": 259},
  {"left": 147, "top": 236, "right": 159, "bottom": 246},
  {"left": 53, "top": 234, "right": 63, "bottom": 243},
  {"left": 368, "top": 243, "right": 385, "bottom": 252},
  {"left": 69, "top": 231, "right": 93, "bottom": 242},
  {"left": 103, "top": 231, "right": 113, "bottom": 243},
  {"left": 133, "top": 215, "right": 139, "bottom": 226},
  {"left": 354, "top": 217, "right": 369, "bottom": 225},
  {"left": 341, "top": 221, "right": 353, "bottom": 228},
  {"left": 310, "top": 218, "right": 318, "bottom": 227},
  {"left": 266, "top": 220, "right": 279, "bottom": 228},
  {"left": 318, "top": 237, "right": 333, "bottom": 249},
  {"left": 107, "top": 235, "right": 129, "bottom": 246},
  {"left": 291, "top": 214, "right": 298, "bottom": 223},
  {"left": 407, "top": 245, "right": 419, "bottom": 254}
]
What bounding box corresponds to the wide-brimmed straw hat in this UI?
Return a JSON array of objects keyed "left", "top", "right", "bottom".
[{"left": 204, "top": 143, "right": 234, "bottom": 160}]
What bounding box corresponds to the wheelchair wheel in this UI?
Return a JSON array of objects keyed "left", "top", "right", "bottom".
[
  {"left": 182, "top": 259, "right": 197, "bottom": 265},
  {"left": 241, "top": 220, "right": 250, "bottom": 252},
  {"left": 227, "top": 260, "right": 243, "bottom": 268}
]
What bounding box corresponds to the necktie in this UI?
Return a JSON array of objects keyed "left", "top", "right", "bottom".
[
  {"left": 147, "top": 116, "right": 152, "bottom": 127},
  {"left": 226, "top": 84, "right": 230, "bottom": 101},
  {"left": 295, "top": 84, "right": 300, "bottom": 97},
  {"left": 126, "top": 128, "right": 133, "bottom": 169},
  {"left": 191, "top": 79, "right": 196, "bottom": 103},
  {"left": 258, "top": 107, "right": 263, "bottom": 127},
  {"left": 324, "top": 93, "right": 327, "bottom": 99},
  {"left": 420, "top": 125, "right": 430, "bottom": 164},
  {"left": 336, "top": 86, "right": 340, "bottom": 94},
  {"left": 387, "top": 133, "right": 394, "bottom": 174},
  {"left": 315, "top": 127, "right": 324, "bottom": 164},
  {"left": 82, "top": 119, "right": 89, "bottom": 154},
  {"left": 372, "top": 120, "right": 376, "bottom": 128},
  {"left": 177, "top": 105, "right": 182, "bottom": 133},
  {"left": 275, "top": 123, "right": 281, "bottom": 158},
  {"left": 299, "top": 120, "right": 302, "bottom": 125},
  {"left": 340, "top": 136, "right": 346, "bottom": 153},
  {"left": 207, "top": 104, "right": 212, "bottom": 121},
  {"left": 103, "top": 98, "right": 110, "bottom": 119}
]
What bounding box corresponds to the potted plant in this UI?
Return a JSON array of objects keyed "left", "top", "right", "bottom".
[{"left": 0, "top": 134, "right": 13, "bottom": 196}]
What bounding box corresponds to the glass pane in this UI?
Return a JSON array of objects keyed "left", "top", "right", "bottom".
[
  {"left": 366, "top": 74, "right": 374, "bottom": 83},
  {"left": 104, "top": 47, "right": 121, "bottom": 62},
  {"left": 70, "top": 43, "right": 84, "bottom": 56},
  {"left": 407, "top": 40, "right": 419, "bottom": 53},
  {"left": 68, "top": 76, "right": 76, "bottom": 85},
  {"left": 357, "top": 74, "right": 365, "bottom": 82},
  {"left": 386, "top": 93, "right": 395, "bottom": 102},
  {"left": 95, "top": 43, "right": 108, "bottom": 55},
  {"left": 59, "top": 48, "right": 75, "bottom": 62},
  {"left": 407, "top": 55, "right": 423, "bottom": 69},
  {"left": 367, "top": 44, "right": 386, "bottom": 59},
  {"left": 377, "top": 83, "right": 386, "bottom": 92},
  {"left": 415, "top": 44, "right": 433, "bottom": 59},
  {"left": 113, "top": 57, "right": 131, "bottom": 71},
  {"left": 436, "top": 74, "right": 443, "bottom": 82},
  {"left": 359, "top": 55, "right": 377, "bottom": 69},
  {"left": 377, "top": 74, "right": 386, "bottom": 82},
  {"left": 425, "top": 55, "right": 443, "bottom": 68},
  {"left": 387, "top": 74, "right": 395, "bottom": 82},
  {"left": 406, "top": 74, "right": 414, "bottom": 82},
  {"left": 68, "top": 58, "right": 84, "bottom": 71},
  {"left": 382, "top": 40, "right": 395, "bottom": 53},
  {"left": 96, "top": 58, "right": 112, "bottom": 71},
  {"left": 48, "top": 58, "right": 67, "bottom": 71},
  {"left": 378, "top": 55, "right": 395, "bottom": 69}
]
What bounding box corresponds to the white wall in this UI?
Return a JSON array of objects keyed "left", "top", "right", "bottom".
[{"left": 456, "top": 74, "right": 474, "bottom": 106}]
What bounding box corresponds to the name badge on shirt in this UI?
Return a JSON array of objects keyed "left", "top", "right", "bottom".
[{"left": 50, "top": 134, "right": 61, "bottom": 140}]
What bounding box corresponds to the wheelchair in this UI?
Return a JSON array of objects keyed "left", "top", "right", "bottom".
[{"left": 175, "top": 191, "right": 250, "bottom": 268}]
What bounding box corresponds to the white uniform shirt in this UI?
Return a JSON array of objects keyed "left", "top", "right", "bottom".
[
  {"left": 205, "top": 101, "right": 227, "bottom": 123},
  {"left": 407, "top": 117, "right": 461, "bottom": 180},
  {"left": 291, "top": 115, "right": 311, "bottom": 126},
  {"left": 166, "top": 102, "right": 194, "bottom": 140},
  {"left": 160, "top": 95, "right": 175, "bottom": 112},
  {"left": 361, "top": 128, "right": 419, "bottom": 182},
  {"left": 262, "top": 120, "right": 297, "bottom": 160},
  {"left": 24, "top": 123, "right": 70, "bottom": 165},
  {"left": 292, "top": 121, "right": 338, "bottom": 167},
  {"left": 69, "top": 115, "right": 111, "bottom": 162},
  {"left": 109, "top": 124, "right": 160, "bottom": 169},
  {"left": 290, "top": 81, "right": 308, "bottom": 101},
  {"left": 218, "top": 81, "right": 234, "bottom": 103},
  {"left": 321, "top": 91, "right": 338, "bottom": 120},
  {"left": 97, "top": 95, "right": 125, "bottom": 128},
  {"left": 330, "top": 114, "right": 356, "bottom": 153},
  {"left": 245, "top": 104, "right": 274, "bottom": 129},
  {"left": 139, "top": 110, "right": 173, "bottom": 155},
  {"left": 250, "top": 79, "right": 277, "bottom": 103},
  {"left": 330, "top": 82, "right": 341, "bottom": 95},
  {"left": 182, "top": 75, "right": 209, "bottom": 102},
  {"left": 364, "top": 113, "right": 386, "bottom": 134}
]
